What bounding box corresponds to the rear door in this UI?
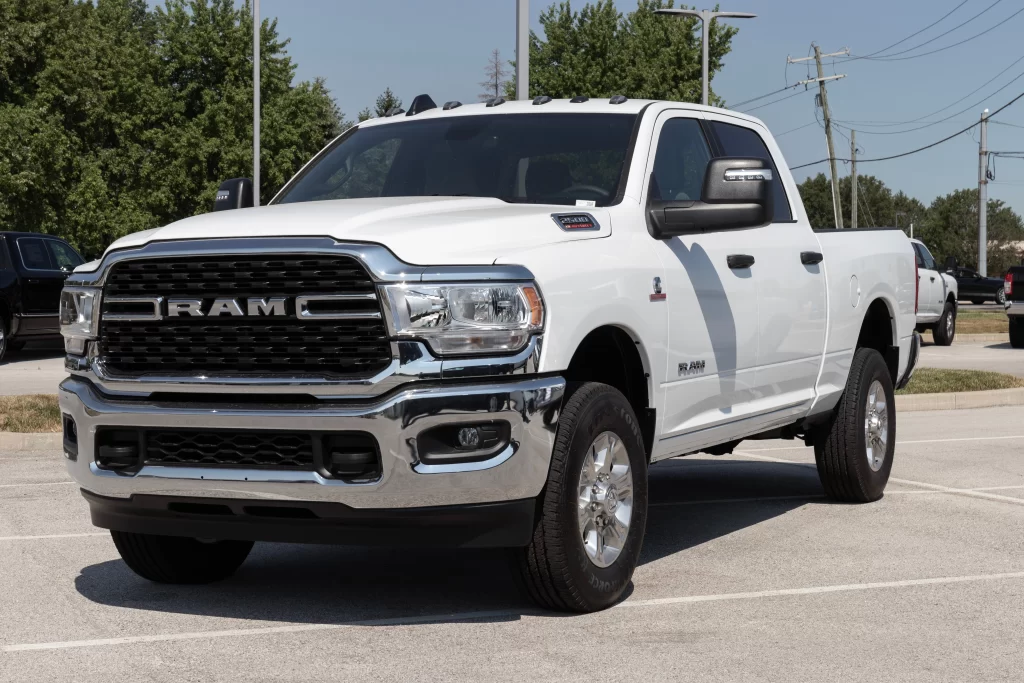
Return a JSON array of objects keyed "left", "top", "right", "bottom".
[
  {"left": 14, "top": 237, "right": 67, "bottom": 317},
  {"left": 704, "top": 115, "right": 827, "bottom": 418},
  {"left": 913, "top": 243, "right": 941, "bottom": 317}
]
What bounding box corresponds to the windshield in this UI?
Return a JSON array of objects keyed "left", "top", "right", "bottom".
[{"left": 274, "top": 113, "right": 638, "bottom": 207}]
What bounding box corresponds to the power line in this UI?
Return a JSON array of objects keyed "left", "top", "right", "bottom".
[
  {"left": 843, "top": 0, "right": 970, "bottom": 62},
  {"left": 791, "top": 89, "right": 1024, "bottom": 169},
  {"left": 845, "top": 0, "right": 1004, "bottom": 61},
  {"left": 834, "top": 67, "right": 1024, "bottom": 136},
  {"left": 851, "top": 5, "right": 1024, "bottom": 63},
  {"left": 730, "top": 84, "right": 801, "bottom": 109},
  {"left": 739, "top": 88, "right": 811, "bottom": 113},
  {"left": 992, "top": 120, "right": 1024, "bottom": 130},
  {"left": 776, "top": 120, "right": 818, "bottom": 137},
  {"left": 834, "top": 53, "right": 1024, "bottom": 129}
]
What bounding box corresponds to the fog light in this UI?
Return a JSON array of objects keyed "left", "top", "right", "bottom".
[{"left": 457, "top": 427, "right": 481, "bottom": 449}]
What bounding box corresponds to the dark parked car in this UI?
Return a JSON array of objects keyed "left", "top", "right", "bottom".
[
  {"left": 952, "top": 266, "right": 1006, "bottom": 305},
  {"left": 0, "top": 232, "right": 85, "bottom": 361}
]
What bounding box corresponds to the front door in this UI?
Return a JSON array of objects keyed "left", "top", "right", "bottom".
[
  {"left": 645, "top": 112, "right": 761, "bottom": 450},
  {"left": 913, "top": 243, "right": 942, "bottom": 316},
  {"left": 703, "top": 116, "right": 827, "bottom": 416}
]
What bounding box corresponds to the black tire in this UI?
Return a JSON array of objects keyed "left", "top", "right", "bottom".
[
  {"left": 969, "top": 298, "right": 985, "bottom": 305},
  {"left": 518, "top": 382, "right": 648, "bottom": 613},
  {"left": 111, "top": 531, "right": 253, "bottom": 584},
  {"left": 932, "top": 301, "right": 956, "bottom": 346},
  {"left": 0, "top": 317, "right": 9, "bottom": 363},
  {"left": 1010, "top": 317, "right": 1024, "bottom": 349},
  {"left": 813, "top": 348, "right": 896, "bottom": 502}
]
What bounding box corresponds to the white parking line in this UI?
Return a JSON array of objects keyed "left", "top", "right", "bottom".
[
  {"left": 0, "top": 533, "right": 107, "bottom": 542},
  {"left": 0, "top": 481, "right": 75, "bottom": 489},
  {"left": 744, "top": 435, "right": 1024, "bottom": 452},
  {"left": 6, "top": 570, "right": 1024, "bottom": 652},
  {"left": 734, "top": 450, "right": 1024, "bottom": 507},
  {"left": 621, "top": 571, "right": 1024, "bottom": 608}
]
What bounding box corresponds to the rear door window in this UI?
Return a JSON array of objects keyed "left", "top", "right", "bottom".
[
  {"left": 708, "top": 121, "right": 793, "bottom": 222},
  {"left": 17, "top": 237, "right": 54, "bottom": 270},
  {"left": 46, "top": 240, "right": 84, "bottom": 270}
]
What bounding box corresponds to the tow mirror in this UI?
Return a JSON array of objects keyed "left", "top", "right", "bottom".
[
  {"left": 944, "top": 256, "right": 957, "bottom": 273},
  {"left": 213, "top": 178, "right": 254, "bottom": 211},
  {"left": 648, "top": 157, "right": 774, "bottom": 239}
]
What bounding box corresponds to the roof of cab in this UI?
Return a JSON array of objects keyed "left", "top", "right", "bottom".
[{"left": 357, "top": 97, "right": 766, "bottom": 128}]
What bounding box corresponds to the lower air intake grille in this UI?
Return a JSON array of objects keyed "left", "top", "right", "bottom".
[{"left": 145, "top": 430, "right": 316, "bottom": 470}]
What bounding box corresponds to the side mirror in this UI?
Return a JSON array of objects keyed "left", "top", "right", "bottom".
[
  {"left": 648, "top": 157, "right": 773, "bottom": 239},
  {"left": 213, "top": 178, "right": 254, "bottom": 211}
]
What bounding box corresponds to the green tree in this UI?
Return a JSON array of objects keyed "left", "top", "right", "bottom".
[
  {"left": 797, "top": 173, "right": 926, "bottom": 230},
  {"left": 507, "top": 0, "right": 738, "bottom": 104},
  {"left": 918, "top": 189, "right": 1024, "bottom": 277},
  {"left": 0, "top": 0, "right": 344, "bottom": 257},
  {"left": 374, "top": 87, "right": 402, "bottom": 117}
]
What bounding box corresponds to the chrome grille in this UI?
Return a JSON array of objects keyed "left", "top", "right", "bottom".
[{"left": 98, "top": 255, "right": 391, "bottom": 378}]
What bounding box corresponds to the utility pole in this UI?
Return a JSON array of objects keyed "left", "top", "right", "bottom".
[
  {"left": 979, "top": 108, "right": 989, "bottom": 275},
  {"left": 850, "top": 130, "right": 857, "bottom": 229},
  {"left": 253, "top": 0, "right": 260, "bottom": 206},
  {"left": 655, "top": 8, "right": 756, "bottom": 106},
  {"left": 789, "top": 46, "right": 849, "bottom": 228},
  {"left": 515, "top": 0, "right": 529, "bottom": 100}
]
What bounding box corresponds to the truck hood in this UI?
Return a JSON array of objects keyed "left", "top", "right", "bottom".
[{"left": 98, "top": 197, "right": 611, "bottom": 266}]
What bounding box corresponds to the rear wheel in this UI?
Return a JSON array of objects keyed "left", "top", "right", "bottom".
[
  {"left": 0, "top": 318, "right": 9, "bottom": 363},
  {"left": 996, "top": 288, "right": 1006, "bottom": 306},
  {"left": 813, "top": 348, "right": 896, "bottom": 502},
  {"left": 932, "top": 301, "right": 956, "bottom": 346},
  {"left": 111, "top": 531, "right": 253, "bottom": 583},
  {"left": 518, "top": 382, "right": 648, "bottom": 613},
  {"left": 1010, "top": 317, "right": 1024, "bottom": 349}
]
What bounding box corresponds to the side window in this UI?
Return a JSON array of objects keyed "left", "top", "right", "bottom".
[
  {"left": 650, "top": 118, "right": 712, "bottom": 202},
  {"left": 709, "top": 121, "right": 794, "bottom": 222},
  {"left": 918, "top": 243, "right": 937, "bottom": 270},
  {"left": 46, "top": 240, "right": 84, "bottom": 270},
  {"left": 17, "top": 237, "right": 54, "bottom": 270}
]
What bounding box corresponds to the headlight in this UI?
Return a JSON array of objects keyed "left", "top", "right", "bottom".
[
  {"left": 382, "top": 283, "right": 544, "bottom": 355},
  {"left": 59, "top": 287, "right": 102, "bottom": 355}
]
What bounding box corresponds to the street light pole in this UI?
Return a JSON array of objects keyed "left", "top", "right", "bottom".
[
  {"left": 516, "top": 0, "right": 529, "bottom": 100},
  {"left": 655, "top": 8, "right": 756, "bottom": 106},
  {"left": 253, "top": 0, "right": 260, "bottom": 207}
]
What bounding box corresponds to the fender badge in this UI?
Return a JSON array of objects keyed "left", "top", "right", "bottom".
[
  {"left": 551, "top": 212, "right": 600, "bottom": 231},
  {"left": 650, "top": 276, "right": 667, "bottom": 301}
]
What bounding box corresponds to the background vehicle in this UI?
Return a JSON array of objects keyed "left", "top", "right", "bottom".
[
  {"left": 952, "top": 265, "right": 1005, "bottom": 305},
  {"left": 1007, "top": 266, "right": 1024, "bottom": 348},
  {"left": 911, "top": 238, "right": 958, "bottom": 345},
  {"left": 0, "top": 232, "right": 84, "bottom": 361},
  {"left": 58, "top": 98, "right": 919, "bottom": 613}
]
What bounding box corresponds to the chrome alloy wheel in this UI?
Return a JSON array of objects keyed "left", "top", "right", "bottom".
[
  {"left": 864, "top": 380, "right": 889, "bottom": 472},
  {"left": 577, "top": 431, "right": 633, "bottom": 568},
  {"left": 945, "top": 309, "right": 955, "bottom": 338}
]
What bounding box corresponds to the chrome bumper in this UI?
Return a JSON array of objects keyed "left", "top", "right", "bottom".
[{"left": 59, "top": 376, "right": 564, "bottom": 509}]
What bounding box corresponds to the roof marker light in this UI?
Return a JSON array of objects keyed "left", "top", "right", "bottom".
[
  {"left": 485, "top": 97, "right": 506, "bottom": 107},
  {"left": 609, "top": 95, "right": 628, "bottom": 104},
  {"left": 570, "top": 96, "right": 589, "bottom": 103},
  {"left": 442, "top": 101, "right": 463, "bottom": 110},
  {"left": 532, "top": 95, "right": 552, "bottom": 105}
]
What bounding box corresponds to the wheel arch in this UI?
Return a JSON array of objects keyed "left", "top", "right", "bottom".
[
  {"left": 856, "top": 296, "right": 899, "bottom": 384},
  {"left": 564, "top": 324, "right": 655, "bottom": 458}
]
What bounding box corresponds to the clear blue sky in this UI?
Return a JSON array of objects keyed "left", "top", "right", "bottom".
[{"left": 261, "top": 0, "right": 1024, "bottom": 217}]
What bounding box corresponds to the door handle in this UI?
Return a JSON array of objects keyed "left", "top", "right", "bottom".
[
  {"left": 27, "top": 279, "right": 40, "bottom": 284},
  {"left": 930, "top": 276, "right": 936, "bottom": 282},
  {"left": 727, "top": 254, "right": 755, "bottom": 269},
  {"left": 800, "top": 251, "right": 824, "bottom": 265}
]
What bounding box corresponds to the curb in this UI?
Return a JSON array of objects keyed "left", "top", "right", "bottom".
[
  {"left": 922, "top": 332, "right": 1009, "bottom": 344},
  {"left": 896, "top": 387, "right": 1024, "bottom": 412},
  {"left": 0, "top": 432, "right": 61, "bottom": 451}
]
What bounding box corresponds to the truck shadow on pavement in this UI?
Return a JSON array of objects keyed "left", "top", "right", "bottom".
[{"left": 73, "top": 459, "right": 823, "bottom": 624}]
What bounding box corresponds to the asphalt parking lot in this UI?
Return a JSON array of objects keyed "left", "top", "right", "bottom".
[{"left": 1, "top": 406, "right": 1022, "bottom": 681}]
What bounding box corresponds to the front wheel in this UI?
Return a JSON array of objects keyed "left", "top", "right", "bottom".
[
  {"left": 518, "top": 382, "right": 648, "bottom": 612},
  {"left": 111, "top": 531, "right": 253, "bottom": 583},
  {"left": 1010, "top": 317, "right": 1024, "bottom": 349},
  {"left": 932, "top": 301, "right": 956, "bottom": 346},
  {"left": 813, "top": 348, "right": 896, "bottom": 502}
]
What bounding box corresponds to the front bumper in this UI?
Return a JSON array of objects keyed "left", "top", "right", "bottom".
[{"left": 59, "top": 375, "right": 564, "bottom": 510}]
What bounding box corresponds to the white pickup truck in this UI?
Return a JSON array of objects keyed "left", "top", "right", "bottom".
[{"left": 58, "top": 96, "right": 920, "bottom": 613}]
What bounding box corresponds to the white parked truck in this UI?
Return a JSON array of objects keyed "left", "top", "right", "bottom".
[{"left": 58, "top": 96, "right": 921, "bottom": 612}]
